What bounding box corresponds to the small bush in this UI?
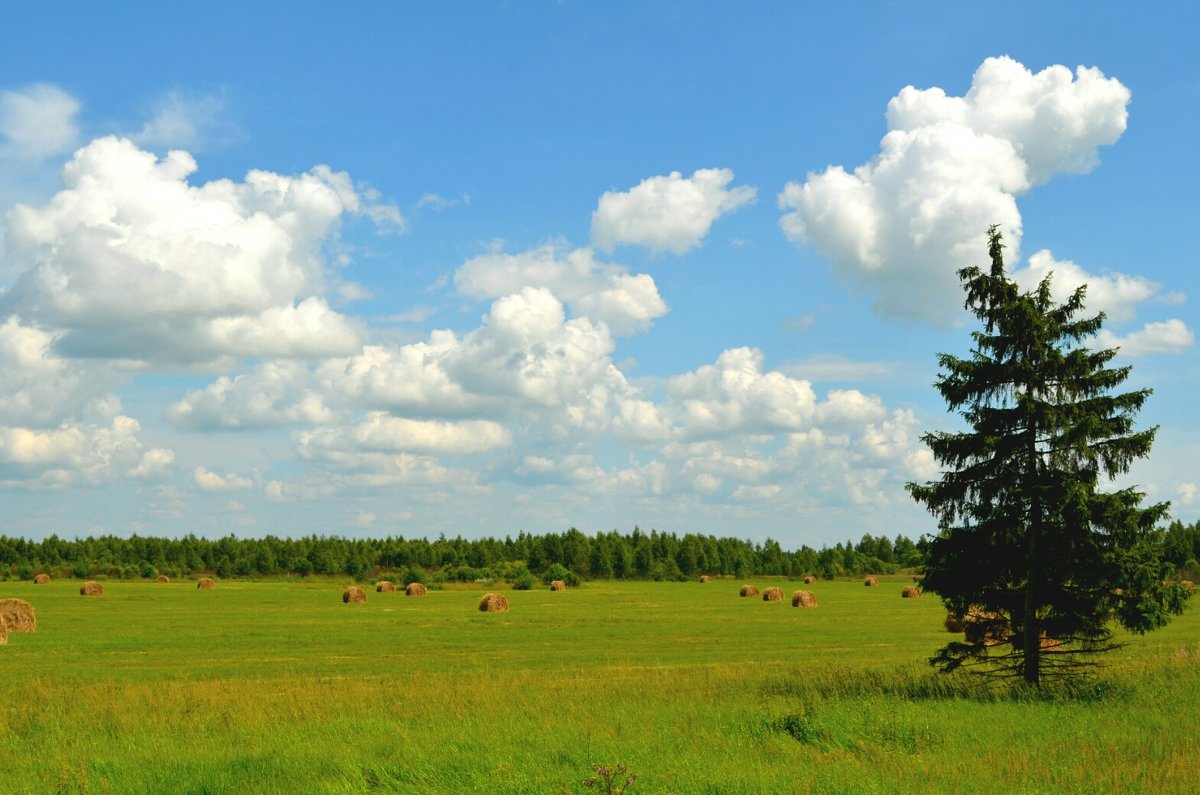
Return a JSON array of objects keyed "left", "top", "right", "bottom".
[
  {"left": 542, "top": 563, "right": 579, "bottom": 587},
  {"left": 513, "top": 573, "right": 535, "bottom": 590}
]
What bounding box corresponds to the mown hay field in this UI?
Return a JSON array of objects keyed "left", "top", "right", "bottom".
[{"left": 1, "top": 578, "right": 1197, "bottom": 793}]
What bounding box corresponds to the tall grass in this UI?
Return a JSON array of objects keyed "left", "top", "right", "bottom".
[{"left": 2, "top": 578, "right": 1196, "bottom": 793}]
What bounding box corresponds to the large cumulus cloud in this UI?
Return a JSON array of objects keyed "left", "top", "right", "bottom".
[
  {"left": 779, "top": 56, "right": 1131, "bottom": 324},
  {"left": 2, "top": 136, "right": 396, "bottom": 366}
]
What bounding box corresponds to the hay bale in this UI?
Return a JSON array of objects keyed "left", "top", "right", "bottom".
[
  {"left": 762, "top": 586, "right": 785, "bottom": 602},
  {"left": 791, "top": 590, "right": 817, "bottom": 608},
  {"left": 33, "top": 573, "right": 51, "bottom": 585},
  {"left": 0, "top": 599, "right": 36, "bottom": 633},
  {"left": 342, "top": 585, "right": 367, "bottom": 604},
  {"left": 901, "top": 586, "right": 921, "bottom": 599},
  {"left": 376, "top": 581, "right": 396, "bottom": 593},
  {"left": 962, "top": 608, "right": 1012, "bottom": 645},
  {"left": 699, "top": 575, "right": 711, "bottom": 583},
  {"left": 157, "top": 575, "right": 170, "bottom": 583},
  {"left": 405, "top": 582, "right": 427, "bottom": 597},
  {"left": 196, "top": 578, "right": 215, "bottom": 590},
  {"left": 1183, "top": 580, "right": 1195, "bottom": 590},
  {"left": 803, "top": 575, "right": 817, "bottom": 584},
  {"left": 864, "top": 576, "right": 879, "bottom": 587},
  {"left": 549, "top": 580, "right": 566, "bottom": 591},
  {"left": 478, "top": 593, "right": 509, "bottom": 612},
  {"left": 943, "top": 613, "right": 965, "bottom": 633},
  {"left": 80, "top": 581, "right": 104, "bottom": 596},
  {"left": 739, "top": 585, "right": 759, "bottom": 597}
]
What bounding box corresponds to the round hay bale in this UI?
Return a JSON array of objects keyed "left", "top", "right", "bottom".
[
  {"left": 739, "top": 585, "right": 759, "bottom": 597},
  {"left": 549, "top": 580, "right": 566, "bottom": 591},
  {"left": 342, "top": 585, "right": 367, "bottom": 604},
  {"left": 156, "top": 575, "right": 170, "bottom": 583},
  {"left": 864, "top": 576, "right": 879, "bottom": 587},
  {"left": 478, "top": 592, "right": 509, "bottom": 612},
  {"left": 901, "top": 586, "right": 921, "bottom": 599},
  {"left": 699, "top": 575, "right": 711, "bottom": 583},
  {"left": 0, "top": 598, "right": 36, "bottom": 632},
  {"left": 33, "top": 573, "right": 51, "bottom": 585},
  {"left": 1183, "top": 580, "right": 1195, "bottom": 590},
  {"left": 196, "top": 578, "right": 215, "bottom": 590},
  {"left": 762, "top": 586, "right": 785, "bottom": 602},
  {"left": 405, "top": 582, "right": 427, "bottom": 597},
  {"left": 791, "top": 590, "right": 817, "bottom": 608},
  {"left": 803, "top": 575, "right": 817, "bottom": 584},
  {"left": 943, "top": 613, "right": 965, "bottom": 633},
  {"left": 376, "top": 581, "right": 396, "bottom": 593},
  {"left": 80, "top": 581, "right": 104, "bottom": 596},
  {"left": 0, "top": 627, "right": 6, "bottom": 645},
  {"left": 962, "top": 609, "right": 1012, "bottom": 645}
]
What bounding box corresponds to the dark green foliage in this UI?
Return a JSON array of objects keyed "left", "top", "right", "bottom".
[
  {"left": 909, "top": 227, "right": 1190, "bottom": 685},
  {"left": 0, "top": 528, "right": 923, "bottom": 582},
  {"left": 542, "top": 563, "right": 580, "bottom": 587}
]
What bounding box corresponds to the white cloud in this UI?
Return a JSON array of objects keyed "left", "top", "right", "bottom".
[
  {"left": 1, "top": 136, "right": 394, "bottom": 366},
  {"left": 132, "top": 90, "right": 241, "bottom": 151},
  {"left": 665, "top": 347, "right": 816, "bottom": 439},
  {"left": 592, "top": 168, "right": 756, "bottom": 254},
  {"left": 1013, "top": 249, "right": 1160, "bottom": 323},
  {"left": 1092, "top": 319, "right": 1194, "bottom": 356},
  {"left": 779, "top": 56, "right": 1130, "bottom": 324},
  {"left": 167, "top": 360, "right": 335, "bottom": 431},
  {"left": 296, "top": 413, "right": 512, "bottom": 456},
  {"left": 0, "top": 415, "right": 172, "bottom": 487},
  {"left": 0, "top": 84, "right": 80, "bottom": 159},
  {"left": 323, "top": 288, "right": 637, "bottom": 436},
  {"left": 1176, "top": 483, "right": 1196, "bottom": 507},
  {"left": 455, "top": 243, "right": 667, "bottom": 336},
  {"left": 192, "top": 466, "right": 253, "bottom": 491},
  {"left": 0, "top": 316, "right": 119, "bottom": 427}
]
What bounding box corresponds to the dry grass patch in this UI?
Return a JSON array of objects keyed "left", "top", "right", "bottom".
[
  {"left": 739, "top": 585, "right": 759, "bottom": 597},
  {"left": 342, "top": 586, "right": 367, "bottom": 604},
  {"left": 0, "top": 599, "right": 36, "bottom": 633},
  {"left": 761, "top": 587, "right": 785, "bottom": 602},
  {"left": 791, "top": 590, "right": 817, "bottom": 608},
  {"left": 33, "top": 573, "right": 51, "bottom": 584},
  {"left": 405, "top": 583, "right": 427, "bottom": 597},
  {"left": 478, "top": 593, "right": 509, "bottom": 612},
  {"left": 196, "top": 578, "right": 216, "bottom": 590},
  {"left": 80, "top": 581, "right": 104, "bottom": 596},
  {"left": 376, "top": 581, "right": 396, "bottom": 593}
]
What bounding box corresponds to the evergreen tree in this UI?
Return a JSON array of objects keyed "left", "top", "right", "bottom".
[{"left": 909, "top": 227, "right": 1190, "bottom": 685}]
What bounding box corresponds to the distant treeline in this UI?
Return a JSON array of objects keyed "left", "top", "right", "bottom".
[{"left": 0, "top": 527, "right": 930, "bottom": 582}]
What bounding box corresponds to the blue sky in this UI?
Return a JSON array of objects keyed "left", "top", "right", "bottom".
[{"left": 0, "top": 2, "right": 1196, "bottom": 547}]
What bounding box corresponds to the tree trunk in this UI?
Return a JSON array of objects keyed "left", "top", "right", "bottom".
[{"left": 1022, "top": 585, "right": 1040, "bottom": 685}]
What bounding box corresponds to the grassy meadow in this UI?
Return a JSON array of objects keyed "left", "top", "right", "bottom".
[{"left": 2, "top": 576, "right": 1197, "bottom": 794}]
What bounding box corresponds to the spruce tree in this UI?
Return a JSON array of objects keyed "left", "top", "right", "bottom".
[{"left": 908, "top": 226, "right": 1190, "bottom": 685}]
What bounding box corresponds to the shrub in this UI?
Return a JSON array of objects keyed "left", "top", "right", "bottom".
[
  {"left": 513, "top": 572, "right": 535, "bottom": 590},
  {"left": 543, "top": 563, "right": 579, "bottom": 587}
]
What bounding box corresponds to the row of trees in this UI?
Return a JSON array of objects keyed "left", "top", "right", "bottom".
[{"left": 0, "top": 528, "right": 926, "bottom": 583}]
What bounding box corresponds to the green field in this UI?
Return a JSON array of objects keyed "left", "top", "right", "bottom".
[{"left": 2, "top": 577, "right": 1197, "bottom": 794}]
